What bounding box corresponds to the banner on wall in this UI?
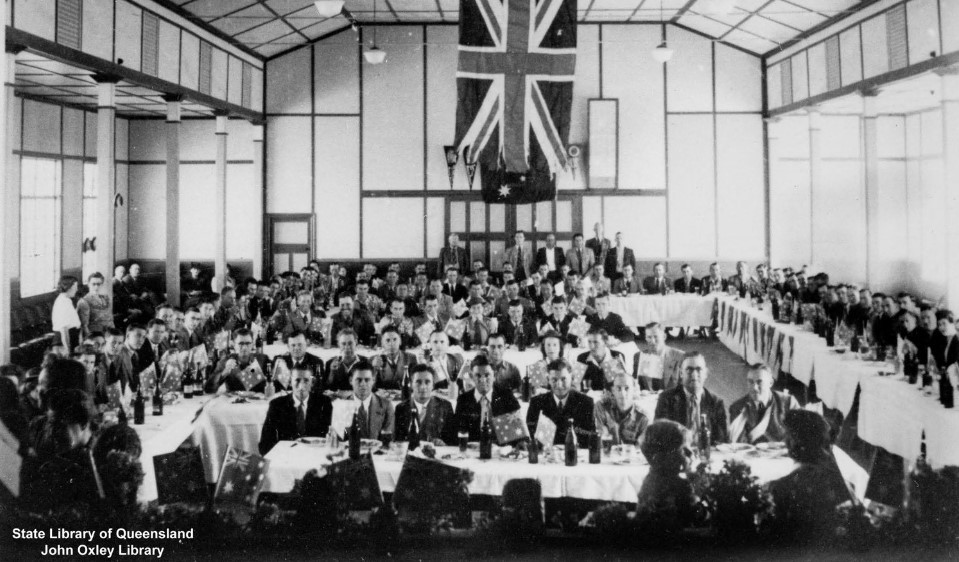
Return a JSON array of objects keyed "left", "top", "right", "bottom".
[{"left": 453, "top": 0, "right": 577, "bottom": 204}]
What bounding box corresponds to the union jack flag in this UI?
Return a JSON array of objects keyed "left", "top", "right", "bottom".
[{"left": 455, "top": 0, "right": 577, "bottom": 203}]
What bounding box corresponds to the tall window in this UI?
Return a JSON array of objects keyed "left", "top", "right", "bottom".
[
  {"left": 20, "top": 157, "right": 62, "bottom": 297},
  {"left": 82, "top": 162, "right": 98, "bottom": 279}
]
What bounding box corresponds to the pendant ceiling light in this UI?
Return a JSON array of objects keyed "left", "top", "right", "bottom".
[
  {"left": 314, "top": 0, "right": 344, "bottom": 18},
  {"left": 364, "top": 1, "right": 387, "bottom": 64},
  {"left": 651, "top": 0, "right": 673, "bottom": 64}
]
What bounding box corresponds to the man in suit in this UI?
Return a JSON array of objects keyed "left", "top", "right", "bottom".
[
  {"left": 174, "top": 307, "right": 206, "bottom": 353},
  {"left": 931, "top": 309, "right": 959, "bottom": 369},
  {"left": 674, "top": 264, "right": 703, "bottom": 294},
  {"left": 122, "top": 263, "right": 156, "bottom": 319},
  {"left": 454, "top": 354, "right": 520, "bottom": 441},
  {"left": 589, "top": 264, "right": 612, "bottom": 295},
  {"left": 101, "top": 328, "right": 136, "bottom": 393},
  {"left": 371, "top": 326, "right": 418, "bottom": 390},
  {"left": 415, "top": 295, "right": 449, "bottom": 337},
  {"left": 347, "top": 360, "right": 395, "bottom": 440},
  {"left": 209, "top": 328, "right": 275, "bottom": 394},
  {"left": 701, "top": 263, "right": 728, "bottom": 295},
  {"left": 437, "top": 233, "right": 470, "bottom": 278},
  {"left": 527, "top": 358, "right": 596, "bottom": 446},
  {"left": 502, "top": 300, "right": 539, "bottom": 349},
  {"left": 493, "top": 280, "right": 536, "bottom": 320},
  {"left": 275, "top": 330, "right": 324, "bottom": 374},
  {"left": 423, "top": 279, "right": 456, "bottom": 322},
  {"left": 326, "top": 329, "right": 369, "bottom": 393},
  {"left": 536, "top": 233, "right": 566, "bottom": 282},
  {"left": 426, "top": 331, "right": 464, "bottom": 391},
  {"left": 633, "top": 322, "right": 685, "bottom": 391},
  {"left": 643, "top": 263, "right": 674, "bottom": 294},
  {"left": 353, "top": 279, "right": 384, "bottom": 320},
  {"left": 375, "top": 299, "right": 418, "bottom": 349},
  {"left": 537, "top": 297, "right": 580, "bottom": 347},
  {"left": 330, "top": 295, "right": 376, "bottom": 347},
  {"left": 727, "top": 261, "right": 758, "bottom": 298},
  {"left": 605, "top": 231, "right": 636, "bottom": 281},
  {"left": 575, "top": 329, "right": 628, "bottom": 391},
  {"left": 395, "top": 364, "right": 456, "bottom": 445},
  {"left": 377, "top": 269, "right": 401, "bottom": 302},
  {"left": 462, "top": 297, "right": 494, "bottom": 351},
  {"left": 728, "top": 364, "right": 799, "bottom": 444},
  {"left": 594, "top": 372, "right": 648, "bottom": 445},
  {"left": 587, "top": 293, "right": 634, "bottom": 343},
  {"left": 247, "top": 281, "right": 276, "bottom": 322},
  {"left": 566, "top": 233, "right": 595, "bottom": 276},
  {"left": 210, "top": 287, "right": 243, "bottom": 335},
  {"left": 258, "top": 367, "right": 333, "bottom": 454},
  {"left": 486, "top": 333, "right": 522, "bottom": 392},
  {"left": 274, "top": 290, "right": 326, "bottom": 344},
  {"left": 654, "top": 351, "right": 730, "bottom": 444},
  {"left": 138, "top": 319, "right": 170, "bottom": 371},
  {"left": 503, "top": 231, "right": 533, "bottom": 282},
  {"left": 585, "top": 223, "right": 611, "bottom": 272},
  {"left": 442, "top": 267, "right": 470, "bottom": 304},
  {"left": 612, "top": 264, "right": 642, "bottom": 295}
]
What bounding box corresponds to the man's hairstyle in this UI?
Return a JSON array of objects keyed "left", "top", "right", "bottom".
[
  {"left": 872, "top": 292, "right": 887, "bottom": 300},
  {"left": 287, "top": 330, "right": 307, "bottom": 341},
  {"left": 145, "top": 319, "right": 167, "bottom": 330},
  {"left": 587, "top": 327, "right": 609, "bottom": 339},
  {"left": 639, "top": 420, "right": 688, "bottom": 465},
  {"left": 424, "top": 294, "right": 438, "bottom": 302},
  {"left": 469, "top": 354, "right": 492, "bottom": 370},
  {"left": 551, "top": 296, "right": 568, "bottom": 305},
  {"left": 125, "top": 324, "right": 146, "bottom": 335},
  {"left": 380, "top": 325, "right": 400, "bottom": 338},
  {"left": 709, "top": 262, "right": 718, "bottom": 268},
  {"left": 233, "top": 328, "right": 253, "bottom": 340},
  {"left": 429, "top": 329, "right": 448, "bottom": 341},
  {"left": 654, "top": 262, "right": 664, "bottom": 268},
  {"left": 682, "top": 351, "right": 706, "bottom": 364},
  {"left": 296, "top": 289, "right": 313, "bottom": 299},
  {"left": 93, "top": 423, "right": 142, "bottom": 468},
  {"left": 783, "top": 410, "right": 832, "bottom": 463},
  {"left": 645, "top": 321, "right": 663, "bottom": 332},
  {"left": 389, "top": 298, "right": 405, "bottom": 308},
  {"left": 546, "top": 358, "right": 571, "bottom": 373},
  {"left": 477, "top": 267, "right": 489, "bottom": 275},
  {"left": 506, "top": 279, "right": 519, "bottom": 287},
  {"left": 185, "top": 306, "right": 202, "bottom": 315},
  {"left": 349, "top": 360, "right": 375, "bottom": 378},
  {"left": 573, "top": 233, "right": 584, "bottom": 240},
  {"left": 540, "top": 278, "right": 553, "bottom": 286},
  {"left": 355, "top": 279, "right": 370, "bottom": 288},
  {"left": 747, "top": 363, "right": 774, "bottom": 381},
  {"left": 936, "top": 309, "right": 955, "bottom": 323},
  {"left": 469, "top": 279, "right": 482, "bottom": 287},
  {"left": 220, "top": 286, "right": 236, "bottom": 297},
  {"left": 487, "top": 332, "right": 506, "bottom": 344},
  {"left": 105, "top": 328, "right": 124, "bottom": 339},
  {"left": 514, "top": 230, "right": 526, "bottom": 237},
  {"left": 445, "top": 266, "right": 460, "bottom": 274},
  {"left": 46, "top": 358, "right": 88, "bottom": 393},
  {"left": 897, "top": 292, "right": 913, "bottom": 300},
  {"left": 410, "top": 363, "right": 435, "bottom": 380},
  {"left": 681, "top": 263, "right": 691, "bottom": 270},
  {"left": 508, "top": 299, "right": 523, "bottom": 308},
  {"left": 87, "top": 272, "right": 105, "bottom": 282},
  {"left": 337, "top": 328, "right": 357, "bottom": 341}
]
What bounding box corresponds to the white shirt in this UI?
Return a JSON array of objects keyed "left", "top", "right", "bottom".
[
  {"left": 474, "top": 389, "right": 494, "bottom": 420},
  {"left": 293, "top": 394, "right": 310, "bottom": 412},
  {"left": 553, "top": 393, "right": 569, "bottom": 410},
  {"left": 413, "top": 398, "right": 430, "bottom": 420},
  {"left": 354, "top": 394, "right": 373, "bottom": 415},
  {"left": 52, "top": 293, "right": 81, "bottom": 331},
  {"left": 545, "top": 246, "right": 556, "bottom": 271}
]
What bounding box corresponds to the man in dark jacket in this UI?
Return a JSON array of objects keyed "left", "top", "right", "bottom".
[
  {"left": 654, "top": 351, "right": 729, "bottom": 444},
  {"left": 259, "top": 367, "right": 332, "bottom": 454},
  {"left": 526, "top": 358, "right": 595, "bottom": 446},
  {"left": 454, "top": 355, "right": 520, "bottom": 441}
]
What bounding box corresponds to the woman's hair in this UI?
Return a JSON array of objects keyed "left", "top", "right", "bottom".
[
  {"left": 57, "top": 275, "right": 79, "bottom": 293},
  {"left": 93, "top": 423, "right": 142, "bottom": 466},
  {"left": 37, "top": 389, "right": 95, "bottom": 457},
  {"left": 539, "top": 330, "right": 566, "bottom": 359},
  {"left": 640, "top": 420, "right": 688, "bottom": 470},
  {"left": 783, "top": 409, "right": 832, "bottom": 464}
]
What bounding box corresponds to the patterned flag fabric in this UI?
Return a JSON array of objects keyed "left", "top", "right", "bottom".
[
  {"left": 238, "top": 361, "right": 265, "bottom": 391},
  {"left": 492, "top": 411, "right": 530, "bottom": 445},
  {"left": 0, "top": 419, "right": 22, "bottom": 497},
  {"left": 454, "top": 0, "right": 577, "bottom": 204},
  {"left": 105, "top": 380, "right": 124, "bottom": 410},
  {"left": 214, "top": 447, "right": 268, "bottom": 509},
  {"left": 324, "top": 453, "right": 383, "bottom": 510},
  {"left": 445, "top": 318, "right": 466, "bottom": 341},
  {"left": 533, "top": 411, "right": 557, "bottom": 448},
  {"left": 139, "top": 363, "right": 157, "bottom": 394},
  {"left": 393, "top": 454, "right": 473, "bottom": 523},
  {"left": 527, "top": 360, "right": 549, "bottom": 389},
  {"left": 159, "top": 365, "right": 183, "bottom": 394},
  {"left": 570, "top": 361, "right": 588, "bottom": 388},
  {"left": 190, "top": 344, "right": 210, "bottom": 367},
  {"left": 153, "top": 447, "right": 208, "bottom": 505}
]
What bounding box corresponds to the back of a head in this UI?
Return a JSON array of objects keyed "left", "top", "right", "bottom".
[
  {"left": 783, "top": 410, "right": 831, "bottom": 463},
  {"left": 46, "top": 357, "right": 87, "bottom": 392},
  {"left": 640, "top": 420, "right": 687, "bottom": 469},
  {"left": 0, "top": 376, "right": 19, "bottom": 412},
  {"left": 93, "top": 423, "right": 143, "bottom": 466}
]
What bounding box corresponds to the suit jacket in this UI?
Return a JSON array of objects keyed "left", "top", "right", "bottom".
[
  {"left": 276, "top": 352, "right": 325, "bottom": 377},
  {"left": 575, "top": 350, "right": 627, "bottom": 391},
  {"left": 103, "top": 351, "right": 136, "bottom": 393},
  {"left": 727, "top": 274, "right": 758, "bottom": 298},
  {"left": 493, "top": 295, "right": 535, "bottom": 320},
  {"left": 538, "top": 313, "right": 581, "bottom": 346},
  {"left": 258, "top": 393, "right": 333, "bottom": 454},
  {"left": 566, "top": 247, "right": 595, "bottom": 275},
  {"left": 175, "top": 328, "right": 205, "bottom": 353},
  {"left": 654, "top": 386, "right": 730, "bottom": 444},
  {"left": 279, "top": 309, "right": 326, "bottom": 341},
  {"left": 501, "top": 317, "right": 539, "bottom": 348},
  {"left": 325, "top": 355, "right": 370, "bottom": 392},
  {"left": 612, "top": 275, "right": 643, "bottom": 295},
  {"left": 700, "top": 276, "right": 728, "bottom": 295},
  {"left": 371, "top": 351, "right": 418, "bottom": 390},
  {"left": 353, "top": 394, "right": 395, "bottom": 440},
  {"left": 604, "top": 246, "right": 636, "bottom": 278},
  {"left": 674, "top": 276, "right": 703, "bottom": 295},
  {"left": 633, "top": 346, "right": 685, "bottom": 391},
  {"left": 526, "top": 391, "right": 596, "bottom": 446},
  {"left": 642, "top": 276, "right": 674, "bottom": 294},
  {"left": 429, "top": 353, "right": 464, "bottom": 389},
  {"left": 437, "top": 246, "right": 470, "bottom": 278},
  {"left": 462, "top": 317, "right": 493, "bottom": 351},
  {"left": 586, "top": 312, "right": 634, "bottom": 343},
  {"left": 395, "top": 398, "right": 456, "bottom": 444},
  {"left": 930, "top": 332, "right": 959, "bottom": 369},
  {"left": 728, "top": 391, "right": 799, "bottom": 444},
  {"left": 442, "top": 282, "right": 470, "bottom": 304},
  {"left": 330, "top": 310, "right": 376, "bottom": 347},
  {"left": 590, "top": 275, "right": 612, "bottom": 295},
  {"left": 420, "top": 293, "right": 456, "bottom": 322},
  {"left": 585, "top": 237, "right": 611, "bottom": 266},
  {"left": 137, "top": 340, "right": 170, "bottom": 370},
  {"left": 535, "top": 246, "right": 566, "bottom": 271},
  {"left": 503, "top": 245, "right": 533, "bottom": 280},
  {"left": 454, "top": 387, "right": 520, "bottom": 441}
]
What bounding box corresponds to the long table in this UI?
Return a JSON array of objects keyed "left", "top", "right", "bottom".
[
  {"left": 716, "top": 296, "right": 959, "bottom": 468},
  {"left": 607, "top": 294, "right": 714, "bottom": 328}
]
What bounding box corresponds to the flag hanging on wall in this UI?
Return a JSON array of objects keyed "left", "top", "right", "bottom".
[{"left": 454, "top": 0, "right": 577, "bottom": 204}]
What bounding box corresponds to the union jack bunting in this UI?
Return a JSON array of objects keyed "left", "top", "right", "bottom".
[{"left": 454, "top": 0, "right": 577, "bottom": 204}]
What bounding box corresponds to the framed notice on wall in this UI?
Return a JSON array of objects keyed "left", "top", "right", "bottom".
[{"left": 588, "top": 99, "right": 618, "bottom": 189}]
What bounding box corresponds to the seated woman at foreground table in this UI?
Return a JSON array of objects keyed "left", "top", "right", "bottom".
[{"left": 634, "top": 420, "right": 698, "bottom": 530}]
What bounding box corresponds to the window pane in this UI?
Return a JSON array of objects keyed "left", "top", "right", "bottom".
[
  {"left": 556, "top": 200, "right": 573, "bottom": 232},
  {"left": 19, "top": 157, "right": 62, "bottom": 297},
  {"left": 469, "top": 202, "right": 486, "bottom": 233},
  {"left": 515, "top": 204, "right": 532, "bottom": 231},
  {"left": 470, "top": 241, "right": 486, "bottom": 266},
  {"left": 450, "top": 201, "right": 466, "bottom": 234},
  {"left": 83, "top": 163, "right": 97, "bottom": 196},
  {"left": 488, "top": 204, "right": 505, "bottom": 232},
  {"left": 535, "top": 201, "right": 553, "bottom": 231},
  {"left": 489, "top": 241, "right": 506, "bottom": 271}
]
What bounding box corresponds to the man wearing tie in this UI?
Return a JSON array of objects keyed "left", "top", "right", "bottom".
[
  {"left": 566, "top": 233, "right": 595, "bottom": 276},
  {"left": 654, "top": 352, "right": 729, "bottom": 443},
  {"left": 503, "top": 231, "right": 532, "bottom": 282},
  {"left": 349, "top": 361, "right": 395, "bottom": 440},
  {"left": 585, "top": 223, "right": 611, "bottom": 271},
  {"left": 394, "top": 365, "right": 456, "bottom": 445},
  {"left": 438, "top": 233, "right": 470, "bottom": 278},
  {"left": 604, "top": 232, "right": 635, "bottom": 282},
  {"left": 642, "top": 263, "right": 673, "bottom": 294},
  {"left": 258, "top": 367, "right": 333, "bottom": 454},
  {"left": 415, "top": 295, "right": 449, "bottom": 335},
  {"left": 442, "top": 267, "right": 470, "bottom": 304},
  {"left": 454, "top": 355, "right": 520, "bottom": 441},
  {"left": 526, "top": 359, "right": 595, "bottom": 446},
  {"left": 536, "top": 233, "right": 566, "bottom": 282},
  {"left": 612, "top": 264, "right": 642, "bottom": 295}
]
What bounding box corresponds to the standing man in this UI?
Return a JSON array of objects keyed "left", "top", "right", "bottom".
[
  {"left": 77, "top": 272, "right": 114, "bottom": 337},
  {"left": 503, "top": 231, "right": 532, "bottom": 282},
  {"left": 536, "top": 233, "right": 566, "bottom": 282},
  {"left": 654, "top": 352, "right": 729, "bottom": 443},
  {"left": 604, "top": 232, "right": 635, "bottom": 282},
  {"left": 585, "top": 223, "right": 611, "bottom": 274},
  {"left": 438, "top": 233, "right": 470, "bottom": 278},
  {"left": 566, "top": 233, "right": 595, "bottom": 276}
]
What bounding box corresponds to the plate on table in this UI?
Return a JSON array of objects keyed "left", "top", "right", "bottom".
[
  {"left": 361, "top": 439, "right": 383, "bottom": 453},
  {"left": 755, "top": 441, "right": 787, "bottom": 451},
  {"left": 232, "top": 391, "right": 263, "bottom": 400},
  {"left": 298, "top": 436, "right": 325, "bottom": 445},
  {"left": 716, "top": 443, "right": 755, "bottom": 454}
]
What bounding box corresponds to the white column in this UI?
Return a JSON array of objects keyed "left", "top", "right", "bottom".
[
  {"left": 861, "top": 93, "right": 880, "bottom": 288},
  {"left": 807, "top": 108, "right": 822, "bottom": 266},
  {"left": 214, "top": 113, "right": 228, "bottom": 289},
  {"left": 1, "top": 42, "right": 20, "bottom": 363},
  {"left": 939, "top": 67, "right": 959, "bottom": 309},
  {"left": 164, "top": 96, "right": 182, "bottom": 306},
  {"left": 94, "top": 76, "right": 118, "bottom": 305},
  {"left": 251, "top": 124, "right": 264, "bottom": 279}
]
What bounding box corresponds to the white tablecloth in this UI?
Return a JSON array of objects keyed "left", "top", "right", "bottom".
[
  {"left": 608, "top": 295, "right": 714, "bottom": 327},
  {"left": 261, "top": 443, "right": 800, "bottom": 502}
]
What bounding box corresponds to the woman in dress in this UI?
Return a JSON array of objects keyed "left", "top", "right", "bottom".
[{"left": 52, "top": 275, "right": 82, "bottom": 353}]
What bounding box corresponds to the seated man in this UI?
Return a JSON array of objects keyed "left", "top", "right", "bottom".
[
  {"left": 594, "top": 372, "right": 649, "bottom": 446},
  {"left": 635, "top": 420, "right": 698, "bottom": 530},
  {"left": 274, "top": 290, "right": 326, "bottom": 344},
  {"left": 209, "top": 328, "right": 273, "bottom": 394},
  {"left": 612, "top": 264, "right": 642, "bottom": 295},
  {"left": 901, "top": 311, "right": 930, "bottom": 366},
  {"left": 442, "top": 266, "right": 470, "bottom": 304},
  {"left": 77, "top": 272, "right": 114, "bottom": 337},
  {"left": 353, "top": 279, "right": 384, "bottom": 319},
  {"left": 462, "top": 297, "right": 494, "bottom": 351},
  {"left": 501, "top": 299, "right": 539, "bottom": 349},
  {"left": 210, "top": 287, "right": 244, "bottom": 336},
  {"left": 633, "top": 322, "right": 685, "bottom": 391},
  {"left": 486, "top": 333, "right": 522, "bottom": 392},
  {"left": 931, "top": 309, "right": 959, "bottom": 369},
  {"left": 347, "top": 361, "right": 395, "bottom": 440},
  {"left": 728, "top": 364, "right": 799, "bottom": 444},
  {"left": 426, "top": 331, "right": 463, "bottom": 391},
  {"left": 329, "top": 295, "right": 376, "bottom": 347},
  {"left": 727, "top": 261, "right": 757, "bottom": 298},
  {"left": 526, "top": 358, "right": 595, "bottom": 446},
  {"left": 415, "top": 294, "right": 449, "bottom": 335},
  {"left": 586, "top": 293, "right": 634, "bottom": 344},
  {"left": 258, "top": 367, "right": 333, "bottom": 455},
  {"left": 673, "top": 263, "right": 702, "bottom": 294},
  {"left": 394, "top": 364, "right": 456, "bottom": 445},
  {"left": 326, "top": 329, "right": 369, "bottom": 393},
  {"left": 575, "top": 329, "right": 627, "bottom": 391},
  {"left": 494, "top": 279, "right": 536, "bottom": 319},
  {"left": 275, "top": 331, "right": 324, "bottom": 379},
  {"left": 454, "top": 355, "right": 520, "bottom": 441},
  {"left": 375, "top": 298, "right": 418, "bottom": 349},
  {"left": 654, "top": 351, "right": 729, "bottom": 443},
  {"left": 537, "top": 296, "right": 580, "bottom": 347},
  {"left": 371, "top": 326, "right": 418, "bottom": 390},
  {"left": 588, "top": 264, "right": 612, "bottom": 295},
  {"left": 700, "top": 262, "right": 727, "bottom": 295},
  {"left": 568, "top": 280, "right": 596, "bottom": 317},
  {"left": 642, "top": 262, "right": 673, "bottom": 294},
  {"left": 175, "top": 307, "right": 205, "bottom": 352},
  {"left": 422, "top": 278, "right": 456, "bottom": 323}
]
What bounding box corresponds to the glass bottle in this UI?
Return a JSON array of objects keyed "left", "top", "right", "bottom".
[
  {"left": 182, "top": 365, "right": 194, "bottom": 399},
  {"left": 348, "top": 410, "right": 362, "bottom": 460},
  {"left": 479, "top": 418, "right": 493, "bottom": 460},
  {"left": 133, "top": 388, "right": 145, "bottom": 425},
  {"left": 401, "top": 365, "right": 412, "bottom": 403},
  {"left": 565, "top": 419, "right": 578, "bottom": 466},
  {"left": 520, "top": 372, "right": 531, "bottom": 402},
  {"left": 408, "top": 411, "right": 420, "bottom": 451},
  {"left": 588, "top": 432, "right": 601, "bottom": 464},
  {"left": 264, "top": 360, "right": 276, "bottom": 399},
  {"left": 152, "top": 382, "right": 163, "bottom": 416},
  {"left": 698, "top": 413, "right": 711, "bottom": 463}
]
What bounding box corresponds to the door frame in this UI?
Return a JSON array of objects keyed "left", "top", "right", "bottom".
[{"left": 265, "top": 213, "right": 314, "bottom": 278}]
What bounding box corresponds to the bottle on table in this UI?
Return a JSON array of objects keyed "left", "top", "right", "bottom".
[
  {"left": 348, "top": 410, "right": 362, "bottom": 460},
  {"left": 401, "top": 366, "right": 412, "bottom": 403},
  {"left": 182, "top": 365, "right": 194, "bottom": 399},
  {"left": 771, "top": 296, "right": 780, "bottom": 321},
  {"left": 564, "top": 419, "right": 578, "bottom": 466},
  {"left": 479, "top": 418, "right": 493, "bottom": 460},
  {"left": 698, "top": 413, "right": 711, "bottom": 463},
  {"left": 117, "top": 403, "right": 129, "bottom": 425},
  {"left": 939, "top": 370, "right": 954, "bottom": 409},
  {"left": 588, "top": 432, "right": 601, "bottom": 464},
  {"left": 152, "top": 382, "right": 163, "bottom": 416},
  {"left": 527, "top": 439, "right": 539, "bottom": 464},
  {"left": 408, "top": 412, "right": 420, "bottom": 451},
  {"left": 520, "top": 372, "right": 531, "bottom": 402},
  {"left": 924, "top": 356, "right": 935, "bottom": 388},
  {"left": 133, "top": 388, "right": 145, "bottom": 425}
]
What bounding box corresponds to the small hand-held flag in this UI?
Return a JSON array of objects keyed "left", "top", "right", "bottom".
[
  {"left": 323, "top": 452, "right": 383, "bottom": 510},
  {"left": 238, "top": 360, "right": 265, "bottom": 391},
  {"left": 492, "top": 411, "right": 530, "bottom": 445},
  {"left": 214, "top": 447, "right": 269, "bottom": 509},
  {"left": 533, "top": 411, "right": 557, "bottom": 448},
  {"left": 153, "top": 447, "right": 209, "bottom": 505}
]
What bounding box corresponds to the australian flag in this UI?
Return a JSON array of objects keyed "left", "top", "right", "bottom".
[{"left": 454, "top": 0, "right": 577, "bottom": 204}]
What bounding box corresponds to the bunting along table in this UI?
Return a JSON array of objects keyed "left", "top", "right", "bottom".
[
  {"left": 607, "top": 294, "right": 715, "bottom": 328},
  {"left": 261, "top": 443, "right": 867, "bottom": 503}
]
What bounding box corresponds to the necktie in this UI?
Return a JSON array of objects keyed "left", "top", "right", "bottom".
[
  {"left": 689, "top": 395, "right": 701, "bottom": 434},
  {"left": 418, "top": 403, "right": 427, "bottom": 424},
  {"left": 358, "top": 402, "right": 369, "bottom": 437},
  {"left": 296, "top": 403, "right": 307, "bottom": 435},
  {"left": 480, "top": 396, "right": 490, "bottom": 423},
  {"left": 474, "top": 321, "right": 483, "bottom": 346},
  {"left": 578, "top": 250, "right": 583, "bottom": 273},
  {"left": 557, "top": 398, "right": 565, "bottom": 413}
]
